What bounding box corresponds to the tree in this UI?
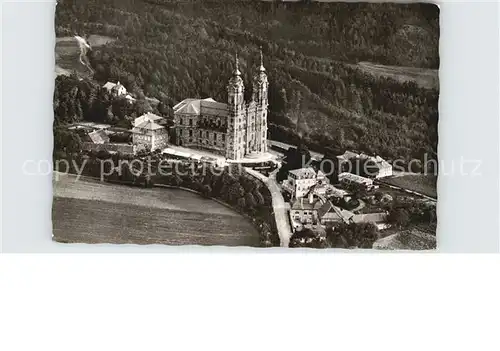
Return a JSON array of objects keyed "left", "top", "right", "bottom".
[
  {"left": 388, "top": 208, "right": 410, "bottom": 228},
  {"left": 290, "top": 228, "right": 327, "bottom": 249},
  {"left": 327, "top": 222, "right": 378, "bottom": 249}
]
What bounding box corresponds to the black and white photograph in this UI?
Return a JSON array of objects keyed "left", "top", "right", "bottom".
[{"left": 52, "top": 0, "right": 439, "bottom": 250}]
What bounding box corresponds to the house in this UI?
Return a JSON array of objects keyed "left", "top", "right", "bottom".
[
  {"left": 103, "top": 81, "right": 136, "bottom": 104},
  {"left": 282, "top": 167, "right": 330, "bottom": 199},
  {"left": 338, "top": 172, "right": 374, "bottom": 190},
  {"left": 88, "top": 129, "right": 110, "bottom": 144},
  {"left": 82, "top": 128, "right": 134, "bottom": 155},
  {"left": 289, "top": 194, "right": 358, "bottom": 230},
  {"left": 131, "top": 113, "right": 169, "bottom": 152},
  {"left": 316, "top": 201, "right": 354, "bottom": 225},
  {"left": 103, "top": 81, "right": 127, "bottom": 96},
  {"left": 371, "top": 155, "right": 393, "bottom": 178},
  {"left": 289, "top": 194, "right": 324, "bottom": 229},
  {"left": 352, "top": 212, "right": 389, "bottom": 230},
  {"left": 134, "top": 112, "right": 164, "bottom": 127}
]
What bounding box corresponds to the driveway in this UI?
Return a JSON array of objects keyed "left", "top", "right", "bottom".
[{"left": 245, "top": 168, "right": 293, "bottom": 247}]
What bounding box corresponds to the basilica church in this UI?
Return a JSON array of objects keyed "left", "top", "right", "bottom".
[{"left": 173, "top": 50, "right": 269, "bottom": 160}]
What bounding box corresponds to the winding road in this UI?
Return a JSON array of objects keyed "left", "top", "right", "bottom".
[{"left": 245, "top": 167, "right": 293, "bottom": 247}]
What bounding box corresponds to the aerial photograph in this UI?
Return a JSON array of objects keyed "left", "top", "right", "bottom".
[{"left": 52, "top": 0, "right": 439, "bottom": 250}]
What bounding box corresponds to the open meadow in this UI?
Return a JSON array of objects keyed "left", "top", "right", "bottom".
[
  {"left": 52, "top": 175, "right": 260, "bottom": 247},
  {"left": 382, "top": 174, "right": 438, "bottom": 199}
]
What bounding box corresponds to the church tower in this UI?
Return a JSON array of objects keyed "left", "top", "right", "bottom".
[
  {"left": 252, "top": 47, "right": 269, "bottom": 153},
  {"left": 226, "top": 54, "right": 246, "bottom": 160}
]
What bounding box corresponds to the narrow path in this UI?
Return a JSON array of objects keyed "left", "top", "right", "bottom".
[{"left": 245, "top": 168, "right": 293, "bottom": 247}]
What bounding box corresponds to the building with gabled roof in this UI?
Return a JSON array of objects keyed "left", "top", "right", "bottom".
[
  {"left": 282, "top": 167, "right": 330, "bottom": 199},
  {"left": 131, "top": 113, "right": 169, "bottom": 152},
  {"left": 103, "top": 81, "right": 127, "bottom": 96},
  {"left": 173, "top": 50, "right": 269, "bottom": 160},
  {"left": 316, "top": 201, "right": 355, "bottom": 225},
  {"left": 339, "top": 172, "right": 374, "bottom": 189},
  {"left": 134, "top": 112, "right": 164, "bottom": 127}
]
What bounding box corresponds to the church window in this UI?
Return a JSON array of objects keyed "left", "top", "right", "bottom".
[
  {"left": 222, "top": 134, "right": 225, "bottom": 142},
  {"left": 189, "top": 130, "right": 193, "bottom": 137},
  {"left": 206, "top": 131, "right": 209, "bottom": 138},
  {"left": 199, "top": 130, "right": 202, "bottom": 137},
  {"left": 189, "top": 119, "right": 193, "bottom": 126}
]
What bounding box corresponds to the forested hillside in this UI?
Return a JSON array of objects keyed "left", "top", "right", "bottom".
[{"left": 54, "top": 0, "right": 439, "bottom": 163}]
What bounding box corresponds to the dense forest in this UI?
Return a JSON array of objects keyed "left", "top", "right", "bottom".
[{"left": 54, "top": 0, "right": 439, "bottom": 163}]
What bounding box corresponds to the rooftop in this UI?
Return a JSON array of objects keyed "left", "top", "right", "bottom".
[
  {"left": 289, "top": 167, "right": 316, "bottom": 179},
  {"left": 103, "top": 82, "right": 117, "bottom": 90},
  {"left": 290, "top": 197, "right": 322, "bottom": 211},
  {"left": 134, "top": 112, "right": 164, "bottom": 127},
  {"left": 316, "top": 201, "right": 354, "bottom": 223},
  {"left": 132, "top": 115, "right": 165, "bottom": 132},
  {"left": 339, "top": 172, "right": 374, "bottom": 184},
  {"left": 173, "top": 98, "right": 228, "bottom": 117}
]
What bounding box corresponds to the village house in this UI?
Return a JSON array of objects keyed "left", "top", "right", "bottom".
[
  {"left": 370, "top": 155, "right": 393, "bottom": 178},
  {"left": 103, "top": 81, "right": 136, "bottom": 104},
  {"left": 316, "top": 201, "right": 355, "bottom": 226},
  {"left": 103, "top": 81, "right": 127, "bottom": 96},
  {"left": 289, "top": 192, "right": 357, "bottom": 229},
  {"left": 289, "top": 195, "right": 320, "bottom": 229},
  {"left": 131, "top": 112, "right": 169, "bottom": 152},
  {"left": 282, "top": 167, "right": 330, "bottom": 199},
  {"left": 81, "top": 127, "right": 135, "bottom": 155}
]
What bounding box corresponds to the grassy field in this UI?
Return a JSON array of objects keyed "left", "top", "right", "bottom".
[
  {"left": 382, "top": 174, "right": 438, "bottom": 199},
  {"left": 55, "top": 35, "right": 115, "bottom": 78},
  {"left": 357, "top": 61, "right": 439, "bottom": 90},
  {"left": 52, "top": 175, "right": 260, "bottom": 247}
]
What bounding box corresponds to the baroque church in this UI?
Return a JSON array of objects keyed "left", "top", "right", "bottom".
[{"left": 173, "top": 49, "right": 269, "bottom": 160}]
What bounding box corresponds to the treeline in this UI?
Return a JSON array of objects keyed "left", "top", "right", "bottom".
[
  {"left": 55, "top": 0, "right": 439, "bottom": 163},
  {"left": 386, "top": 199, "right": 437, "bottom": 231},
  {"left": 60, "top": 151, "right": 280, "bottom": 247},
  {"left": 57, "top": 0, "right": 439, "bottom": 68},
  {"left": 289, "top": 222, "right": 379, "bottom": 249}
]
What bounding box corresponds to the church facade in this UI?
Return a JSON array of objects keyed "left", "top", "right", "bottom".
[{"left": 173, "top": 50, "right": 269, "bottom": 160}]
